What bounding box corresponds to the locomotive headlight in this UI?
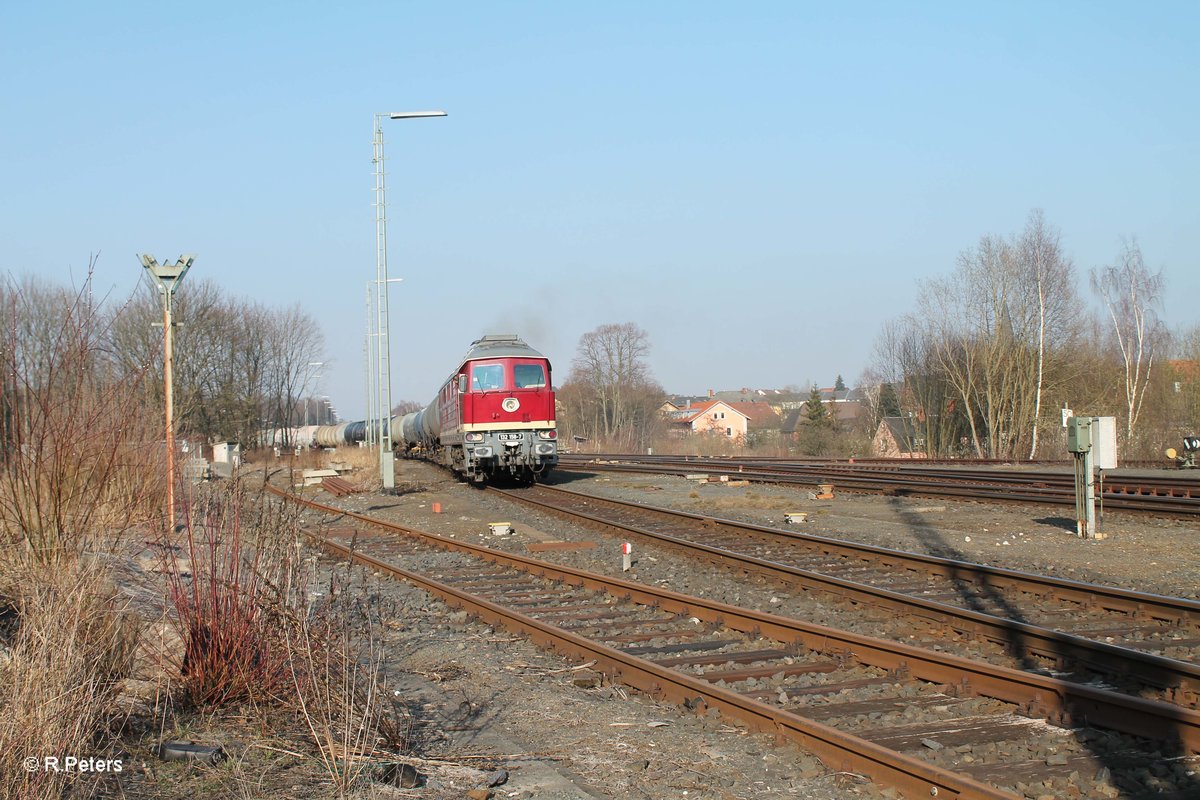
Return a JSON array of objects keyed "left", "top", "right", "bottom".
[
  {"left": 537, "top": 430, "right": 557, "bottom": 440},
  {"left": 465, "top": 432, "right": 484, "bottom": 443}
]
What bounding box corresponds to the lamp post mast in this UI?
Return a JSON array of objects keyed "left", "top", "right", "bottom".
[
  {"left": 373, "top": 110, "right": 445, "bottom": 490},
  {"left": 140, "top": 253, "right": 194, "bottom": 528},
  {"left": 364, "top": 284, "right": 375, "bottom": 447}
]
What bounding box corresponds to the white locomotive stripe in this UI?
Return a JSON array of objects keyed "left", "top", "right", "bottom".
[{"left": 460, "top": 421, "right": 555, "bottom": 432}]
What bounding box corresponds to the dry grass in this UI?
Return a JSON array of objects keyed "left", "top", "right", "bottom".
[
  {"left": 287, "top": 612, "right": 410, "bottom": 796},
  {"left": 333, "top": 445, "right": 385, "bottom": 493},
  {"left": 0, "top": 554, "right": 139, "bottom": 800}
]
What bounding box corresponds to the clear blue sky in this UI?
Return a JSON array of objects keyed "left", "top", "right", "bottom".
[{"left": 2, "top": 2, "right": 1197, "bottom": 419}]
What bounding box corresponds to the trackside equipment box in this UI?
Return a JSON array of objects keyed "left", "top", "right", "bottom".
[
  {"left": 1067, "top": 417, "right": 1091, "bottom": 453},
  {"left": 1090, "top": 416, "right": 1118, "bottom": 469}
]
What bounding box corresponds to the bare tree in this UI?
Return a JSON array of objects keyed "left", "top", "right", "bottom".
[
  {"left": 1169, "top": 325, "right": 1200, "bottom": 440},
  {"left": 917, "top": 217, "right": 1081, "bottom": 460},
  {"left": 108, "top": 280, "right": 326, "bottom": 449},
  {"left": 922, "top": 235, "right": 1027, "bottom": 457},
  {"left": 1017, "top": 210, "right": 1078, "bottom": 457},
  {"left": 1091, "top": 238, "right": 1167, "bottom": 448},
  {"left": 263, "top": 304, "right": 326, "bottom": 441},
  {"left": 871, "top": 316, "right": 966, "bottom": 457},
  {"left": 0, "top": 268, "right": 161, "bottom": 557},
  {"left": 562, "top": 323, "right": 662, "bottom": 448}
]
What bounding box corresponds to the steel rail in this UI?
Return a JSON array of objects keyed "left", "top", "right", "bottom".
[
  {"left": 269, "top": 489, "right": 1006, "bottom": 799},
  {"left": 570, "top": 453, "right": 1168, "bottom": 470},
  {"left": 512, "top": 484, "right": 1200, "bottom": 624},
  {"left": 568, "top": 453, "right": 1173, "bottom": 473},
  {"left": 560, "top": 455, "right": 1200, "bottom": 496},
  {"left": 269, "top": 485, "right": 1200, "bottom": 765},
  {"left": 491, "top": 483, "right": 1200, "bottom": 705},
  {"left": 556, "top": 457, "right": 1200, "bottom": 516}
]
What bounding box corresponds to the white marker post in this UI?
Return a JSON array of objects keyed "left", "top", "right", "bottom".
[{"left": 621, "top": 542, "right": 633, "bottom": 571}]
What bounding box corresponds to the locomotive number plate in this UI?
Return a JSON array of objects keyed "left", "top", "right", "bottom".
[{"left": 498, "top": 432, "right": 523, "bottom": 441}]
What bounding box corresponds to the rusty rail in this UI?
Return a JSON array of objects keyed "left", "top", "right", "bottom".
[
  {"left": 269, "top": 485, "right": 1200, "bottom": 773},
  {"left": 493, "top": 483, "right": 1200, "bottom": 706},
  {"left": 557, "top": 455, "right": 1200, "bottom": 517}
]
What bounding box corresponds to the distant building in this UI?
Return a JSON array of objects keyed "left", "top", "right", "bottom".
[
  {"left": 779, "top": 399, "right": 867, "bottom": 436},
  {"left": 725, "top": 401, "right": 782, "bottom": 435},
  {"left": 872, "top": 416, "right": 928, "bottom": 458},
  {"left": 665, "top": 400, "right": 749, "bottom": 440}
]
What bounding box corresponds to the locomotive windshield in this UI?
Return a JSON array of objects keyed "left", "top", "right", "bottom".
[
  {"left": 471, "top": 363, "right": 505, "bottom": 391},
  {"left": 514, "top": 363, "right": 546, "bottom": 388}
]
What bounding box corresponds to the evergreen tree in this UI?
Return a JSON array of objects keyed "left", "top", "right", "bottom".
[
  {"left": 878, "top": 382, "right": 902, "bottom": 418},
  {"left": 834, "top": 374, "right": 847, "bottom": 391},
  {"left": 804, "top": 386, "right": 830, "bottom": 427}
]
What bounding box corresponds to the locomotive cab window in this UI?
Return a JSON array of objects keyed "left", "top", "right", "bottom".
[
  {"left": 471, "top": 363, "right": 505, "bottom": 391},
  {"left": 513, "top": 363, "right": 546, "bottom": 389}
]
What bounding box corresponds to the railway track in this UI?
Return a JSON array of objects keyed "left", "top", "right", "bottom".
[
  {"left": 556, "top": 455, "right": 1200, "bottom": 517},
  {"left": 271, "top": 484, "right": 1200, "bottom": 800},
  {"left": 491, "top": 483, "right": 1200, "bottom": 709}
]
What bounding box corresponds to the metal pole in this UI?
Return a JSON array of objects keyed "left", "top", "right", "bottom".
[
  {"left": 141, "top": 254, "right": 192, "bottom": 529},
  {"left": 373, "top": 115, "right": 395, "bottom": 488},
  {"left": 373, "top": 110, "right": 445, "bottom": 490},
  {"left": 364, "top": 284, "right": 373, "bottom": 447},
  {"left": 163, "top": 288, "right": 176, "bottom": 527},
  {"left": 1084, "top": 447, "right": 1096, "bottom": 538}
]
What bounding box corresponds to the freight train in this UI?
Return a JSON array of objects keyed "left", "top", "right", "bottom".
[{"left": 307, "top": 334, "right": 558, "bottom": 483}]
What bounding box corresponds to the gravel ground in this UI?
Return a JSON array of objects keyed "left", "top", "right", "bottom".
[
  {"left": 300, "top": 459, "right": 1200, "bottom": 800},
  {"left": 543, "top": 467, "right": 1200, "bottom": 600}
]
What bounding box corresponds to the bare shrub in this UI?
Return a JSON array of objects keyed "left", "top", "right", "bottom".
[
  {"left": 0, "top": 270, "right": 162, "bottom": 562},
  {"left": 159, "top": 484, "right": 409, "bottom": 795},
  {"left": 0, "top": 556, "right": 139, "bottom": 800},
  {"left": 160, "top": 485, "right": 300, "bottom": 709}
]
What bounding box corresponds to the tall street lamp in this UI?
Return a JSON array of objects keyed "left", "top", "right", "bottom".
[
  {"left": 140, "top": 253, "right": 194, "bottom": 528},
  {"left": 374, "top": 109, "right": 445, "bottom": 490}
]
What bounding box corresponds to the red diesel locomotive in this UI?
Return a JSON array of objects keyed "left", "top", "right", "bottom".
[{"left": 397, "top": 334, "right": 558, "bottom": 482}]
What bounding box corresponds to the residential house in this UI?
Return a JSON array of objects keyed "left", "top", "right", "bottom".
[
  {"left": 725, "top": 401, "right": 783, "bottom": 439},
  {"left": 872, "top": 416, "right": 928, "bottom": 458},
  {"left": 666, "top": 400, "right": 749, "bottom": 440}
]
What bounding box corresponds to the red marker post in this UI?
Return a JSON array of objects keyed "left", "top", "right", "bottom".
[{"left": 621, "top": 542, "right": 633, "bottom": 571}]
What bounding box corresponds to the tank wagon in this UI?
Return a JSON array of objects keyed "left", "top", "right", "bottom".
[
  {"left": 307, "top": 334, "right": 558, "bottom": 483},
  {"left": 397, "top": 334, "right": 558, "bottom": 482}
]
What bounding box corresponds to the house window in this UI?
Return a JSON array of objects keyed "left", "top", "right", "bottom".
[{"left": 726, "top": 427, "right": 732, "bottom": 437}]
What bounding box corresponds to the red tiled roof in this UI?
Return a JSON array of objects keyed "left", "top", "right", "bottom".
[
  {"left": 725, "top": 402, "right": 782, "bottom": 430},
  {"left": 673, "top": 400, "right": 749, "bottom": 425}
]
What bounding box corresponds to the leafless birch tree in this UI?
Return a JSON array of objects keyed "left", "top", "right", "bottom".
[
  {"left": 1017, "top": 210, "right": 1078, "bottom": 457},
  {"left": 1091, "top": 238, "right": 1166, "bottom": 447}
]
